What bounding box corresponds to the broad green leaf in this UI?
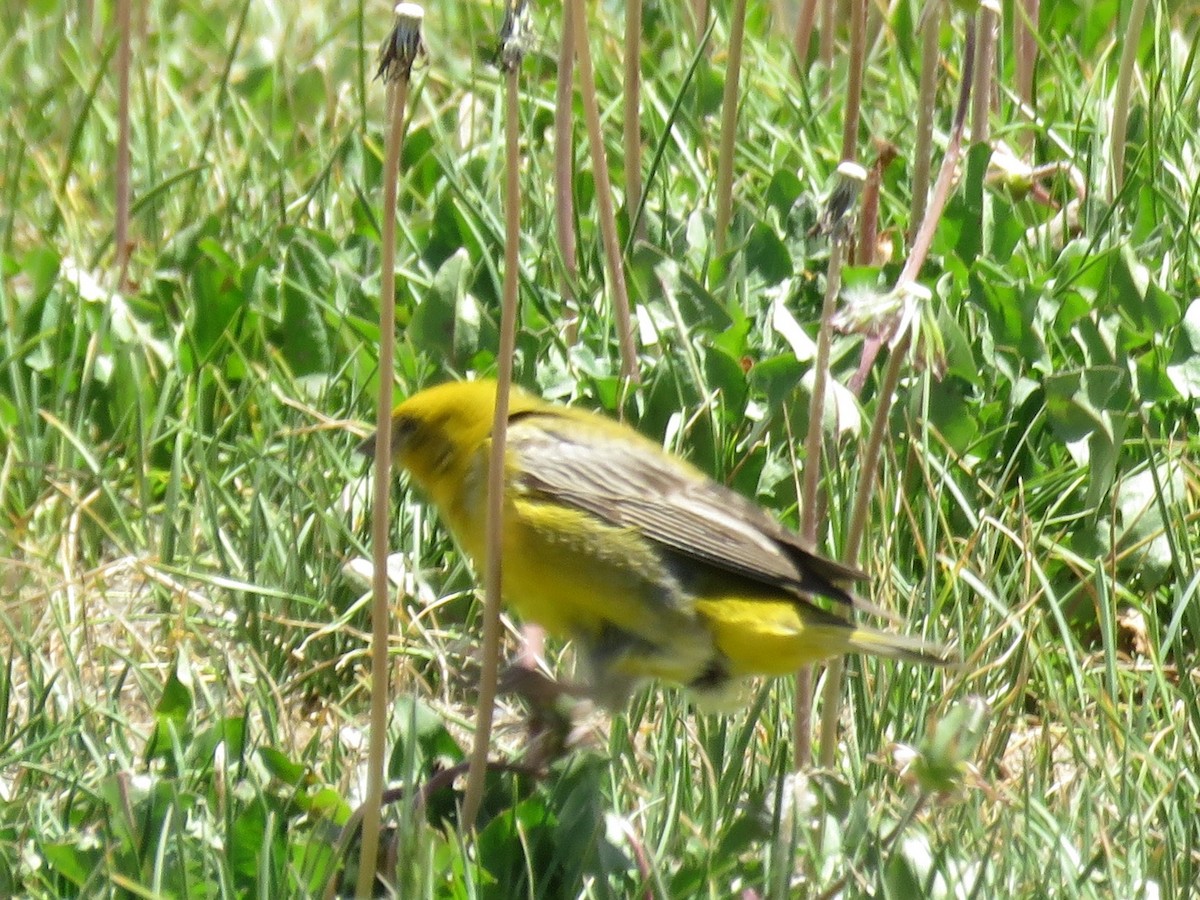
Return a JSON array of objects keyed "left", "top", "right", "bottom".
[
  {"left": 703, "top": 343, "right": 749, "bottom": 414},
  {"left": 926, "top": 377, "right": 977, "bottom": 453},
  {"left": 259, "top": 747, "right": 307, "bottom": 786},
  {"left": 938, "top": 301, "right": 979, "bottom": 385},
  {"left": 278, "top": 232, "right": 334, "bottom": 376},
  {"left": 745, "top": 222, "right": 792, "bottom": 285},
  {"left": 1166, "top": 298, "right": 1200, "bottom": 398},
  {"left": 41, "top": 842, "right": 99, "bottom": 887},
  {"left": 885, "top": 851, "right": 924, "bottom": 898},
  {"left": 189, "top": 240, "right": 243, "bottom": 363},
  {"left": 21, "top": 247, "right": 61, "bottom": 306},
  {"left": 954, "top": 142, "right": 991, "bottom": 264},
  {"left": 749, "top": 354, "right": 804, "bottom": 411},
  {"left": 146, "top": 657, "right": 194, "bottom": 761},
  {"left": 191, "top": 715, "right": 248, "bottom": 769},
  {"left": 304, "top": 787, "right": 352, "bottom": 824},
  {"left": 409, "top": 248, "right": 469, "bottom": 364},
  {"left": 765, "top": 168, "right": 803, "bottom": 218},
  {"left": 392, "top": 694, "right": 464, "bottom": 771}
]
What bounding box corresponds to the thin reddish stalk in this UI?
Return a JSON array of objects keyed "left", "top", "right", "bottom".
[
  {"left": 624, "top": 0, "right": 644, "bottom": 243},
  {"left": 554, "top": 1, "right": 579, "bottom": 341},
  {"left": 793, "top": 0, "right": 817, "bottom": 70},
  {"left": 858, "top": 144, "right": 897, "bottom": 266}
]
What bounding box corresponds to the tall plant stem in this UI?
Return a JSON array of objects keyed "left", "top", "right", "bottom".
[
  {"left": 463, "top": 56, "right": 524, "bottom": 833},
  {"left": 840, "top": 0, "right": 867, "bottom": 163},
  {"left": 911, "top": 0, "right": 942, "bottom": 239},
  {"left": 1014, "top": 0, "right": 1039, "bottom": 152},
  {"left": 793, "top": 0, "right": 817, "bottom": 70},
  {"left": 1110, "top": 0, "right": 1150, "bottom": 198},
  {"left": 360, "top": 67, "right": 410, "bottom": 900},
  {"left": 554, "top": 0, "right": 579, "bottom": 340},
  {"left": 859, "top": 144, "right": 897, "bottom": 265},
  {"left": 819, "top": 0, "right": 834, "bottom": 71},
  {"left": 794, "top": 239, "right": 846, "bottom": 768},
  {"left": 624, "top": 0, "right": 644, "bottom": 243},
  {"left": 358, "top": 9, "right": 425, "bottom": 889},
  {"left": 691, "top": 0, "right": 709, "bottom": 41},
  {"left": 569, "top": 0, "right": 639, "bottom": 380},
  {"left": 971, "top": 0, "right": 998, "bottom": 144},
  {"left": 714, "top": 0, "right": 748, "bottom": 259},
  {"left": 114, "top": 0, "right": 132, "bottom": 275}
]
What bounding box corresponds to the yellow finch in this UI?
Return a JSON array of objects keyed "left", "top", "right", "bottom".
[{"left": 361, "top": 379, "right": 949, "bottom": 708}]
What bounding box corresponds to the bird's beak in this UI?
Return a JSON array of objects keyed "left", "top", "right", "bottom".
[
  {"left": 355, "top": 430, "right": 378, "bottom": 459},
  {"left": 357, "top": 415, "right": 412, "bottom": 461}
]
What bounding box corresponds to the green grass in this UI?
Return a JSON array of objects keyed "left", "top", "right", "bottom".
[{"left": 2, "top": 0, "right": 1199, "bottom": 896}]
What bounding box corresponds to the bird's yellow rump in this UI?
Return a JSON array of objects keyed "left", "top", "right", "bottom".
[{"left": 361, "top": 379, "right": 950, "bottom": 708}]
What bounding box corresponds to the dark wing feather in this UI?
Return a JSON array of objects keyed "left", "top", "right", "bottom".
[{"left": 509, "top": 413, "right": 868, "bottom": 608}]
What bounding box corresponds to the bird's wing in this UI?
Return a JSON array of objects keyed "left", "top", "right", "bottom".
[{"left": 508, "top": 412, "right": 868, "bottom": 608}]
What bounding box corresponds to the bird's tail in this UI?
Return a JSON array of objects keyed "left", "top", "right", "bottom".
[{"left": 845, "top": 625, "right": 955, "bottom": 667}]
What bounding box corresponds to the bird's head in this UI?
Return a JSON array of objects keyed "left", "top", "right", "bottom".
[{"left": 357, "top": 379, "right": 541, "bottom": 493}]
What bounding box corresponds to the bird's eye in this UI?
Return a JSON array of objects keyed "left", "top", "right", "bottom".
[{"left": 392, "top": 416, "right": 417, "bottom": 445}]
